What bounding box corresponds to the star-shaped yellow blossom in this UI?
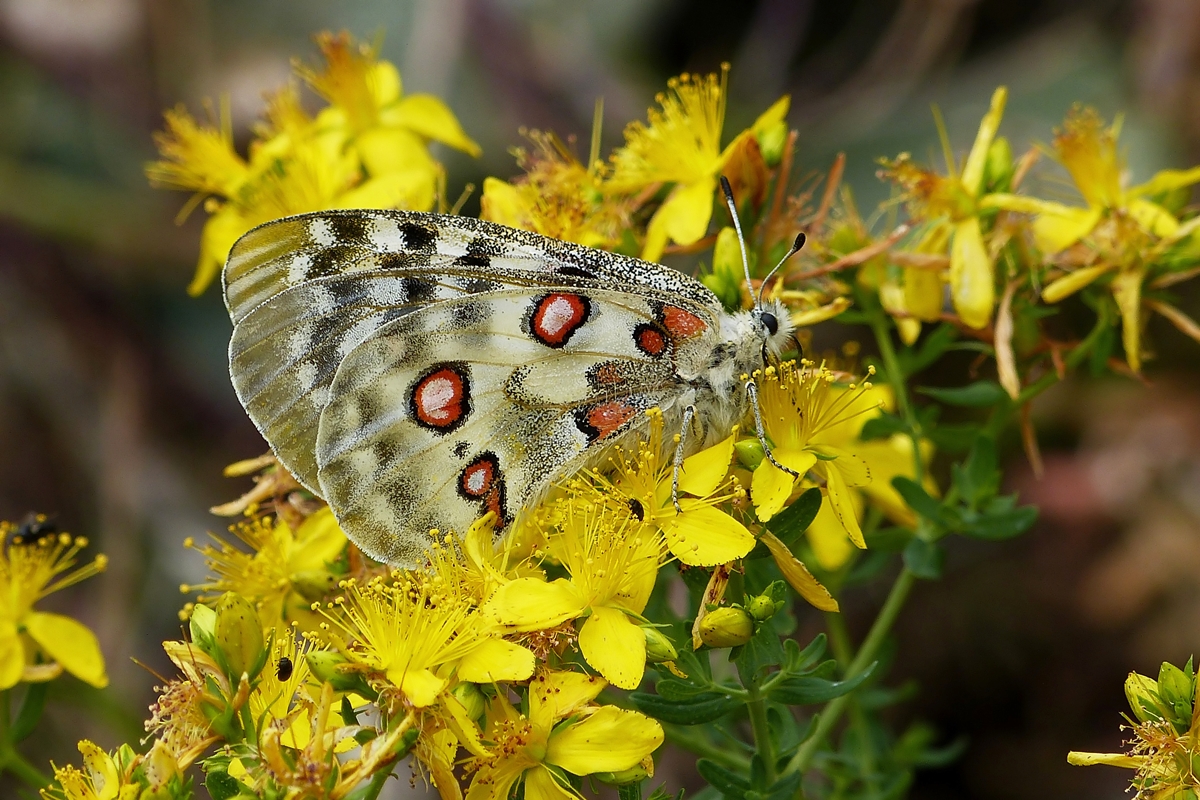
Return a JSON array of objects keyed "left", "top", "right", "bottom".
[
  {"left": 315, "top": 574, "right": 533, "bottom": 708},
  {"left": 985, "top": 106, "right": 1200, "bottom": 372},
  {"left": 465, "top": 670, "right": 663, "bottom": 800},
  {"left": 880, "top": 87, "right": 1008, "bottom": 329},
  {"left": 0, "top": 520, "right": 107, "bottom": 690},
  {"left": 147, "top": 31, "right": 480, "bottom": 296},
  {"left": 42, "top": 740, "right": 143, "bottom": 800},
  {"left": 600, "top": 408, "right": 755, "bottom": 567},
  {"left": 483, "top": 504, "right": 664, "bottom": 690},
  {"left": 749, "top": 362, "right": 884, "bottom": 550},
  {"left": 482, "top": 130, "right": 633, "bottom": 249},
  {"left": 606, "top": 65, "right": 790, "bottom": 262},
  {"left": 183, "top": 507, "right": 347, "bottom": 630}
]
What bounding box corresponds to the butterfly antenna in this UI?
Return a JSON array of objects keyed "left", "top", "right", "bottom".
[
  {"left": 757, "top": 232, "right": 806, "bottom": 307},
  {"left": 719, "top": 175, "right": 758, "bottom": 311}
]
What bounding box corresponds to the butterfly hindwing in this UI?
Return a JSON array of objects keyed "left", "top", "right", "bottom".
[{"left": 313, "top": 289, "right": 687, "bottom": 565}]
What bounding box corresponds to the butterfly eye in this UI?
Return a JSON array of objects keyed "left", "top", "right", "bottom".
[{"left": 760, "top": 311, "right": 779, "bottom": 336}]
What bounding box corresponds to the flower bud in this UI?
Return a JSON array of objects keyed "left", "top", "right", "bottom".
[
  {"left": 452, "top": 681, "right": 486, "bottom": 721},
  {"left": 746, "top": 593, "right": 783, "bottom": 622},
  {"left": 984, "top": 136, "right": 1013, "bottom": 192},
  {"left": 698, "top": 607, "right": 755, "bottom": 648},
  {"left": 756, "top": 120, "right": 788, "bottom": 167},
  {"left": 214, "top": 592, "right": 266, "bottom": 682},
  {"left": 702, "top": 227, "right": 745, "bottom": 312},
  {"left": 291, "top": 569, "right": 338, "bottom": 602},
  {"left": 595, "top": 764, "right": 651, "bottom": 786},
  {"left": 306, "top": 651, "right": 374, "bottom": 695},
  {"left": 642, "top": 627, "right": 679, "bottom": 664},
  {"left": 188, "top": 603, "right": 218, "bottom": 659},
  {"left": 1157, "top": 661, "right": 1194, "bottom": 726},
  {"left": 1125, "top": 671, "right": 1161, "bottom": 723},
  {"left": 734, "top": 438, "right": 765, "bottom": 471}
]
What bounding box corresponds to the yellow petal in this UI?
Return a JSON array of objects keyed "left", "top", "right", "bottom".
[
  {"left": 664, "top": 500, "right": 755, "bottom": 566},
  {"left": 822, "top": 465, "right": 866, "bottom": 549},
  {"left": 961, "top": 87, "right": 1007, "bottom": 195},
  {"left": 790, "top": 297, "right": 851, "bottom": 327},
  {"left": 750, "top": 450, "right": 818, "bottom": 521},
  {"left": 530, "top": 670, "right": 607, "bottom": 725},
  {"left": 466, "top": 760, "right": 528, "bottom": 800},
  {"left": 1066, "top": 751, "right": 1144, "bottom": 768},
  {"left": 339, "top": 167, "right": 437, "bottom": 212},
  {"left": 524, "top": 766, "right": 578, "bottom": 800},
  {"left": 483, "top": 578, "right": 586, "bottom": 631},
  {"left": 438, "top": 691, "right": 488, "bottom": 758},
  {"left": 1111, "top": 269, "right": 1144, "bottom": 373},
  {"left": 676, "top": 433, "right": 735, "bottom": 497},
  {"left": 288, "top": 507, "right": 348, "bottom": 572},
  {"left": 641, "top": 212, "right": 670, "bottom": 263},
  {"left": 25, "top": 611, "right": 107, "bottom": 688},
  {"left": 480, "top": 177, "right": 525, "bottom": 227},
  {"left": 751, "top": 95, "right": 791, "bottom": 134},
  {"left": 650, "top": 178, "right": 718, "bottom": 255},
  {"left": 0, "top": 621, "right": 24, "bottom": 690},
  {"left": 1041, "top": 263, "right": 1112, "bottom": 303},
  {"left": 810, "top": 447, "right": 870, "bottom": 486},
  {"left": 355, "top": 126, "right": 436, "bottom": 178},
  {"left": 1031, "top": 206, "right": 1102, "bottom": 254},
  {"left": 1128, "top": 198, "right": 1179, "bottom": 237},
  {"left": 1128, "top": 164, "right": 1200, "bottom": 197},
  {"left": 384, "top": 94, "right": 482, "bottom": 157},
  {"left": 949, "top": 217, "right": 993, "bottom": 329},
  {"left": 457, "top": 638, "right": 535, "bottom": 684},
  {"left": 546, "top": 706, "right": 664, "bottom": 775},
  {"left": 805, "top": 500, "right": 856, "bottom": 571},
  {"left": 190, "top": 207, "right": 252, "bottom": 296},
  {"left": 578, "top": 607, "right": 646, "bottom": 691},
  {"left": 389, "top": 667, "right": 445, "bottom": 708},
  {"left": 759, "top": 531, "right": 839, "bottom": 611},
  {"left": 904, "top": 267, "right": 944, "bottom": 322}
]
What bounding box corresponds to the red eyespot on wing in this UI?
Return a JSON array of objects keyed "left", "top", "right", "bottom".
[
  {"left": 575, "top": 401, "right": 637, "bottom": 443},
  {"left": 662, "top": 305, "right": 707, "bottom": 339},
  {"left": 531, "top": 293, "right": 591, "bottom": 348},
  {"left": 634, "top": 323, "right": 667, "bottom": 357},
  {"left": 410, "top": 364, "right": 471, "bottom": 432},
  {"left": 458, "top": 452, "right": 507, "bottom": 528}
]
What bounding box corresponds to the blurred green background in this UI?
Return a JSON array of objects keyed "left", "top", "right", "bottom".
[{"left": 3, "top": 1, "right": 1200, "bottom": 797}]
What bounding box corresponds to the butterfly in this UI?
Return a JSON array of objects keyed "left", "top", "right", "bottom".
[{"left": 223, "top": 184, "right": 803, "bottom": 567}]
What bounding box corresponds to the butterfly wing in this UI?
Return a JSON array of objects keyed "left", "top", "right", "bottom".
[
  {"left": 314, "top": 287, "right": 707, "bottom": 566},
  {"left": 224, "top": 209, "right": 718, "bottom": 492}
]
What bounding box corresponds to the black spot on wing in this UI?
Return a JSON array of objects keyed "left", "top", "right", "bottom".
[
  {"left": 464, "top": 278, "right": 499, "bottom": 294},
  {"left": 454, "top": 254, "right": 491, "bottom": 269},
  {"left": 466, "top": 236, "right": 505, "bottom": 258},
  {"left": 306, "top": 245, "right": 358, "bottom": 281},
  {"left": 449, "top": 302, "right": 488, "bottom": 328},
  {"left": 327, "top": 214, "right": 370, "bottom": 245},
  {"left": 557, "top": 265, "right": 597, "bottom": 280},
  {"left": 373, "top": 437, "right": 402, "bottom": 471},
  {"left": 402, "top": 277, "right": 436, "bottom": 304},
  {"left": 453, "top": 441, "right": 470, "bottom": 459},
  {"left": 306, "top": 315, "right": 340, "bottom": 354},
  {"left": 400, "top": 221, "right": 437, "bottom": 251}
]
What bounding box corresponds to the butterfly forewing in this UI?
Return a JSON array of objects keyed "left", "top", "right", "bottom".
[{"left": 224, "top": 209, "right": 725, "bottom": 566}]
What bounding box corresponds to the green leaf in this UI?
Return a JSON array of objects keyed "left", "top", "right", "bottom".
[
  {"left": 764, "top": 488, "right": 822, "bottom": 547},
  {"left": 955, "top": 436, "right": 998, "bottom": 506},
  {"left": 11, "top": 682, "right": 46, "bottom": 743},
  {"left": 860, "top": 412, "right": 908, "bottom": 441},
  {"left": 619, "top": 783, "right": 645, "bottom": 800},
  {"left": 762, "top": 772, "right": 803, "bottom": 800},
  {"left": 629, "top": 691, "right": 744, "bottom": 725},
  {"left": 735, "top": 624, "right": 786, "bottom": 686},
  {"left": 205, "top": 771, "right": 248, "bottom": 800},
  {"left": 926, "top": 422, "right": 980, "bottom": 453},
  {"left": 900, "top": 323, "right": 959, "bottom": 375},
  {"left": 655, "top": 678, "right": 716, "bottom": 701},
  {"left": 965, "top": 505, "right": 1038, "bottom": 540},
  {"left": 697, "top": 759, "right": 749, "bottom": 799},
  {"left": 890, "top": 477, "right": 943, "bottom": 523},
  {"left": 783, "top": 633, "right": 827, "bottom": 674},
  {"left": 1089, "top": 324, "right": 1116, "bottom": 377},
  {"left": 769, "top": 662, "right": 877, "bottom": 704},
  {"left": 903, "top": 538, "right": 944, "bottom": 579},
  {"left": 917, "top": 380, "right": 1007, "bottom": 407}
]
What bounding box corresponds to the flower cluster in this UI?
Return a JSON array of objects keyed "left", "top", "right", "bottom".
[{"left": 22, "top": 28, "right": 1200, "bottom": 800}]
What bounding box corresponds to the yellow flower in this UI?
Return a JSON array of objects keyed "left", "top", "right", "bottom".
[
  {"left": 465, "top": 670, "right": 663, "bottom": 800},
  {"left": 485, "top": 504, "right": 664, "bottom": 690},
  {"left": 184, "top": 507, "right": 348, "bottom": 629},
  {"left": 482, "top": 130, "right": 632, "bottom": 249},
  {"left": 880, "top": 87, "right": 1008, "bottom": 329},
  {"left": 607, "top": 66, "right": 790, "bottom": 261},
  {"left": 148, "top": 31, "right": 480, "bottom": 296},
  {"left": 749, "top": 362, "right": 881, "bottom": 549},
  {"left": 42, "top": 741, "right": 140, "bottom": 800},
  {"left": 1068, "top": 661, "right": 1200, "bottom": 799},
  {"left": 0, "top": 519, "right": 107, "bottom": 689},
  {"left": 316, "top": 575, "right": 533, "bottom": 708},
  {"left": 986, "top": 107, "right": 1200, "bottom": 372},
  {"left": 596, "top": 408, "right": 755, "bottom": 567}
]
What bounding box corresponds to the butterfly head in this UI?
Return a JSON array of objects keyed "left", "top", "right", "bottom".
[{"left": 754, "top": 296, "right": 797, "bottom": 359}]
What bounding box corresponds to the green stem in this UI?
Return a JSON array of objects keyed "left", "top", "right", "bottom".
[
  {"left": 747, "top": 686, "right": 777, "bottom": 784},
  {"left": 869, "top": 315, "right": 924, "bottom": 482},
  {"left": 824, "top": 612, "right": 854, "bottom": 666},
  {"left": 663, "top": 723, "right": 751, "bottom": 771},
  {"left": 783, "top": 567, "right": 917, "bottom": 780},
  {"left": 0, "top": 690, "right": 50, "bottom": 789}
]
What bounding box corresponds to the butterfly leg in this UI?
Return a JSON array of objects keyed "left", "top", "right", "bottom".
[
  {"left": 671, "top": 404, "right": 697, "bottom": 513},
  {"left": 745, "top": 380, "right": 801, "bottom": 479}
]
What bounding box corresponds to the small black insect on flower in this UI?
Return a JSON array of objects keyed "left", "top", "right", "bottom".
[{"left": 275, "top": 656, "right": 294, "bottom": 681}]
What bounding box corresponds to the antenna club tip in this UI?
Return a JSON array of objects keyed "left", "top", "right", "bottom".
[
  {"left": 793, "top": 232, "right": 807, "bottom": 251},
  {"left": 719, "top": 175, "right": 734, "bottom": 199}
]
